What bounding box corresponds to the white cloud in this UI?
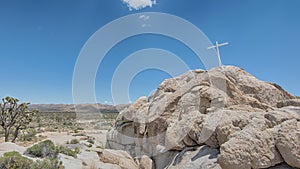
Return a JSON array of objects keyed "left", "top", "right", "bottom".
[
  {"left": 104, "top": 100, "right": 113, "bottom": 105},
  {"left": 139, "top": 15, "right": 151, "bottom": 27},
  {"left": 139, "top": 14, "right": 150, "bottom": 20},
  {"left": 121, "top": 0, "right": 157, "bottom": 10}
]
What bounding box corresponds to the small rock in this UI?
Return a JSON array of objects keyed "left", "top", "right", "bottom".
[
  {"left": 276, "top": 119, "right": 300, "bottom": 168},
  {"left": 97, "top": 149, "right": 138, "bottom": 169},
  {"left": 139, "top": 155, "right": 153, "bottom": 169}
]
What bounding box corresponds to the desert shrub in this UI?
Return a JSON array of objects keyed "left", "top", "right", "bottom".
[
  {"left": 33, "top": 158, "right": 64, "bottom": 169},
  {"left": 72, "top": 133, "right": 86, "bottom": 137},
  {"left": 0, "top": 151, "right": 64, "bottom": 169},
  {"left": 3, "top": 151, "right": 21, "bottom": 157},
  {"left": 69, "top": 139, "right": 79, "bottom": 144},
  {"left": 24, "top": 140, "right": 57, "bottom": 159},
  {"left": 73, "top": 129, "right": 78, "bottom": 133},
  {"left": 185, "top": 76, "right": 193, "bottom": 83},
  {"left": 85, "top": 143, "right": 92, "bottom": 148},
  {"left": 62, "top": 121, "right": 73, "bottom": 126},
  {"left": 76, "top": 127, "right": 84, "bottom": 130},
  {"left": 87, "top": 139, "right": 94, "bottom": 144},
  {"left": 74, "top": 147, "right": 80, "bottom": 154},
  {"left": 20, "top": 128, "right": 37, "bottom": 142},
  {"left": 24, "top": 140, "right": 80, "bottom": 160},
  {"left": 56, "top": 146, "right": 78, "bottom": 158},
  {"left": 0, "top": 151, "right": 33, "bottom": 169}
]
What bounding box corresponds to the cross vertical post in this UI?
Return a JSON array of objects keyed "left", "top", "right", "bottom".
[{"left": 208, "top": 41, "right": 229, "bottom": 67}]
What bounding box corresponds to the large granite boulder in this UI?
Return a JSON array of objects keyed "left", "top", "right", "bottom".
[
  {"left": 276, "top": 119, "right": 300, "bottom": 168},
  {"left": 166, "top": 146, "right": 221, "bottom": 169},
  {"left": 105, "top": 66, "right": 298, "bottom": 169},
  {"left": 217, "top": 107, "right": 300, "bottom": 169}
]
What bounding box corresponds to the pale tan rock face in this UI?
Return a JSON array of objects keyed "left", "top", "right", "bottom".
[
  {"left": 276, "top": 119, "right": 300, "bottom": 168},
  {"left": 104, "top": 66, "right": 298, "bottom": 169},
  {"left": 97, "top": 149, "right": 138, "bottom": 169},
  {"left": 139, "top": 155, "right": 153, "bottom": 169},
  {"left": 277, "top": 99, "right": 300, "bottom": 108},
  {"left": 217, "top": 107, "right": 300, "bottom": 169},
  {"left": 218, "top": 117, "right": 283, "bottom": 169}
]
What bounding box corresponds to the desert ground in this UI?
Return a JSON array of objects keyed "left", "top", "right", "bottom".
[{"left": 0, "top": 111, "right": 118, "bottom": 169}]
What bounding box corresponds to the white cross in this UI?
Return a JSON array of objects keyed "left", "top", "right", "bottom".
[{"left": 208, "top": 41, "right": 229, "bottom": 67}]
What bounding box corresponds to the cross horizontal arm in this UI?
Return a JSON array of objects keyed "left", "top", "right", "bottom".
[
  {"left": 218, "top": 42, "right": 229, "bottom": 47},
  {"left": 207, "top": 46, "right": 217, "bottom": 49}
]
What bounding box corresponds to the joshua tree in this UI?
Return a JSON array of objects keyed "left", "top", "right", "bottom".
[{"left": 0, "top": 96, "right": 37, "bottom": 142}]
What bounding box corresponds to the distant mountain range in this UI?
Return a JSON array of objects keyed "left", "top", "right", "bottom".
[{"left": 28, "top": 103, "right": 129, "bottom": 113}]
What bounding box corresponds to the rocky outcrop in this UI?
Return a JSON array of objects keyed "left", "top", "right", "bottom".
[
  {"left": 97, "top": 149, "right": 139, "bottom": 169},
  {"left": 277, "top": 99, "right": 300, "bottom": 108},
  {"left": 105, "top": 66, "right": 299, "bottom": 169}
]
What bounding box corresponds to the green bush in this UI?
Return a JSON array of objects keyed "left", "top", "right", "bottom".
[
  {"left": 186, "top": 76, "right": 193, "bottom": 83},
  {"left": 72, "top": 133, "right": 86, "bottom": 137},
  {"left": 0, "top": 151, "right": 64, "bottom": 169},
  {"left": 56, "top": 146, "right": 79, "bottom": 158},
  {"left": 3, "top": 151, "right": 22, "bottom": 157},
  {"left": 33, "top": 158, "right": 64, "bottom": 169},
  {"left": 0, "top": 151, "right": 32, "bottom": 169},
  {"left": 74, "top": 147, "right": 80, "bottom": 154},
  {"left": 76, "top": 127, "right": 84, "bottom": 130},
  {"left": 24, "top": 140, "right": 57, "bottom": 159},
  {"left": 87, "top": 139, "right": 94, "bottom": 144},
  {"left": 20, "top": 128, "right": 38, "bottom": 142},
  {"left": 25, "top": 140, "right": 80, "bottom": 160},
  {"left": 69, "top": 139, "right": 79, "bottom": 144}
]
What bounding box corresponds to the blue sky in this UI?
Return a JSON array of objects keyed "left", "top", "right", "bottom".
[{"left": 0, "top": 0, "right": 299, "bottom": 104}]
